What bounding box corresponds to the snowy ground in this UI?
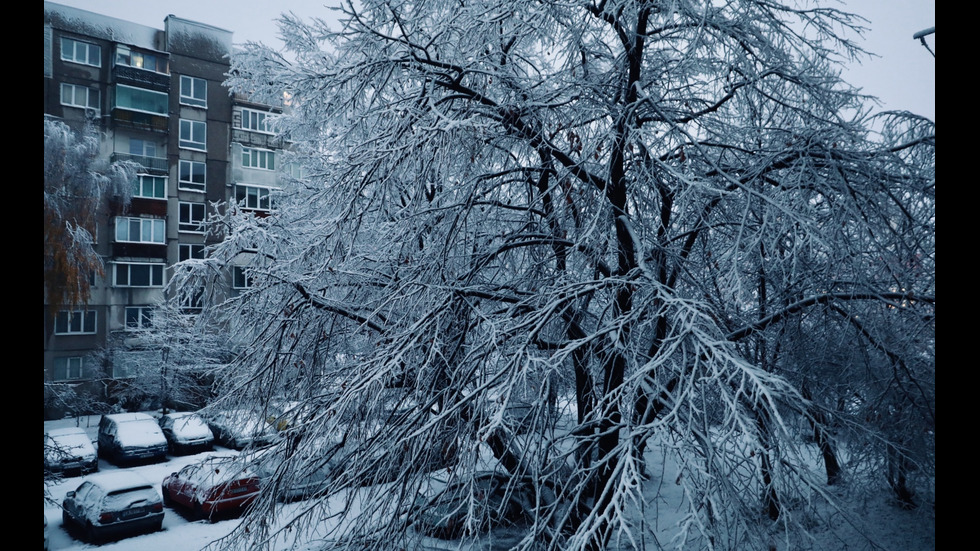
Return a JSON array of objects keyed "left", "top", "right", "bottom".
[{"left": 44, "top": 413, "right": 934, "bottom": 551}]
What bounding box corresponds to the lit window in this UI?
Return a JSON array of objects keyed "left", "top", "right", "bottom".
[
  {"left": 242, "top": 147, "right": 276, "bottom": 170},
  {"left": 180, "top": 76, "right": 207, "bottom": 107},
  {"left": 114, "top": 84, "right": 168, "bottom": 115},
  {"left": 133, "top": 175, "right": 166, "bottom": 199},
  {"left": 60, "top": 83, "right": 100, "bottom": 111},
  {"left": 178, "top": 160, "right": 206, "bottom": 191},
  {"left": 179, "top": 119, "right": 207, "bottom": 150},
  {"left": 61, "top": 37, "right": 101, "bottom": 67},
  {"left": 125, "top": 306, "right": 154, "bottom": 329},
  {"left": 241, "top": 108, "right": 272, "bottom": 133},
  {"left": 115, "top": 45, "right": 169, "bottom": 74},
  {"left": 113, "top": 262, "right": 165, "bottom": 287},
  {"left": 235, "top": 184, "right": 274, "bottom": 211},
  {"left": 115, "top": 217, "right": 165, "bottom": 243},
  {"left": 55, "top": 310, "right": 97, "bottom": 335},
  {"left": 179, "top": 202, "right": 207, "bottom": 233}
]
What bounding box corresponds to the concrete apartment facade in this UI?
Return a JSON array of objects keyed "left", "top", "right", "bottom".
[{"left": 44, "top": 2, "right": 285, "bottom": 418}]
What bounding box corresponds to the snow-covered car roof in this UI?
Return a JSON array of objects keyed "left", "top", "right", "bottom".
[{"left": 45, "top": 428, "right": 96, "bottom": 458}]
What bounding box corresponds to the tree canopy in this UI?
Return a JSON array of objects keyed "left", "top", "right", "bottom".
[{"left": 176, "top": 1, "right": 934, "bottom": 549}]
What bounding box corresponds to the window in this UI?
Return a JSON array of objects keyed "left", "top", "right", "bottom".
[
  {"left": 133, "top": 174, "right": 166, "bottom": 199},
  {"left": 241, "top": 147, "right": 275, "bottom": 170},
  {"left": 115, "top": 45, "right": 168, "bottom": 74},
  {"left": 179, "top": 202, "right": 206, "bottom": 233},
  {"left": 235, "top": 184, "right": 273, "bottom": 211},
  {"left": 114, "top": 84, "right": 168, "bottom": 115},
  {"left": 178, "top": 160, "right": 206, "bottom": 191},
  {"left": 179, "top": 119, "right": 207, "bottom": 150},
  {"left": 233, "top": 266, "right": 253, "bottom": 289},
  {"left": 179, "top": 244, "right": 205, "bottom": 262},
  {"left": 125, "top": 306, "right": 153, "bottom": 329},
  {"left": 53, "top": 357, "right": 91, "bottom": 381},
  {"left": 241, "top": 108, "right": 272, "bottom": 133},
  {"left": 180, "top": 289, "right": 204, "bottom": 314},
  {"left": 55, "top": 310, "right": 97, "bottom": 335},
  {"left": 60, "top": 83, "right": 100, "bottom": 111},
  {"left": 61, "top": 37, "right": 101, "bottom": 67},
  {"left": 180, "top": 75, "right": 207, "bottom": 107},
  {"left": 113, "top": 262, "right": 165, "bottom": 287},
  {"left": 129, "top": 138, "right": 158, "bottom": 157},
  {"left": 115, "top": 217, "right": 165, "bottom": 244}
]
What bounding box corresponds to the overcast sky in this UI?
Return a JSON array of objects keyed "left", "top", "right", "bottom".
[{"left": 48, "top": 0, "right": 935, "bottom": 121}]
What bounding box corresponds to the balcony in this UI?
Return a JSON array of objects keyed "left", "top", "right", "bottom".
[
  {"left": 112, "top": 65, "right": 170, "bottom": 92},
  {"left": 231, "top": 128, "right": 285, "bottom": 150},
  {"left": 111, "top": 108, "right": 168, "bottom": 133},
  {"left": 111, "top": 152, "right": 168, "bottom": 174}
]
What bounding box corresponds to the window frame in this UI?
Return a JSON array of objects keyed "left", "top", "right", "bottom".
[
  {"left": 114, "top": 45, "right": 169, "bottom": 75},
  {"left": 241, "top": 147, "right": 276, "bottom": 171},
  {"left": 240, "top": 108, "right": 273, "bottom": 133},
  {"left": 179, "top": 119, "right": 207, "bottom": 151},
  {"left": 53, "top": 357, "right": 88, "bottom": 381},
  {"left": 60, "top": 83, "right": 100, "bottom": 112},
  {"left": 54, "top": 310, "right": 98, "bottom": 335},
  {"left": 232, "top": 266, "right": 254, "bottom": 289},
  {"left": 60, "top": 37, "right": 101, "bottom": 67},
  {"left": 179, "top": 75, "right": 207, "bottom": 108},
  {"left": 179, "top": 202, "right": 207, "bottom": 233},
  {"left": 114, "top": 216, "right": 165, "bottom": 244},
  {"left": 114, "top": 84, "right": 169, "bottom": 116},
  {"left": 133, "top": 174, "right": 166, "bottom": 199},
  {"left": 124, "top": 306, "right": 154, "bottom": 330},
  {"left": 179, "top": 244, "right": 206, "bottom": 262},
  {"left": 235, "top": 183, "right": 275, "bottom": 211},
  {"left": 112, "top": 262, "right": 165, "bottom": 288},
  {"left": 177, "top": 160, "right": 206, "bottom": 192}
]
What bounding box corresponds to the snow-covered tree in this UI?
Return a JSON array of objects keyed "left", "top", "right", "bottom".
[
  {"left": 176, "top": 1, "right": 934, "bottom": 549},
  {"left": 43, "top": 116, "right": 137, "bottom": 317}
]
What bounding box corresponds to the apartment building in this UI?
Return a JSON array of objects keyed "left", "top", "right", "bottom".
[{"left": 43, "top": 2, "right": 285, "bottom": 418}]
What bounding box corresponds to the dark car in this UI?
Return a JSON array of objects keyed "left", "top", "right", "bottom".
[
  {"left": 249, "top": 436, "right": 344, "bottom": 501},
  {"left": 97, "top": 413, "right": 169, "bottom": 465},
  {"left": 61, "top": 471, "right": 164, "bottom": 543},
  {"left": 159, "top": 411, "right": 215, "bottom": 455},
  {"left": 161, "top": 455, "right": 261, "bottom": 521},
  {"left": 413, "top": 472, "right": 544, "bottom": 540},
  {"left": 44, "top": 427, "right": 98, "bottom": 476},
  {"left": 206, "top": 408, "right": 278, "bottom": 450}
]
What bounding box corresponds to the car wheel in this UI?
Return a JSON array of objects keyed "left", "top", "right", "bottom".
[
  {"left": 162, "top": 487, "right": 173, "bottom": 506},
  {"left": 61, "top": 510, "right": 72, "bottom": 530}
]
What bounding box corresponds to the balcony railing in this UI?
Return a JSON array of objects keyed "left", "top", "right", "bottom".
[
  {"left": 111, "top": 108, "right": 168, "bottom": 133},
  {"left": 112, "top": 65, "right": 170, "bottom": 92},
  {"left": 111, "top": 152, "right": 168, "bottom": 173}
]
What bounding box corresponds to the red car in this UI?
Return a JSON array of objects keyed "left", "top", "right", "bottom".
[{"left": 161, "top": 455, "right": 260, "bottom": 521}]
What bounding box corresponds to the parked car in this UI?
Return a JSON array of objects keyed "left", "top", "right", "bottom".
[
  {"left": 158, "top": 411, "right": 215, "bottom": 455},
  {"left": 97, "top": 412, "right": 169, "bottom": 465},
  {"left": 161, "top": 455, "right": 261, "bottom": 521},
  {"left": 248, "top": 436, "right": 343, "bottom": 501},
  {"left": 61, "top": 471, "right": 165, "bottom": 543},
  {"left": 44, "top": 427, "right": 98, "bottom": 476},
  {"left": 413, "top": 472, "right": 543, "bottom": 540},
  {"left": 206, "top": 408, "right": 278, "bottom": 450}
]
